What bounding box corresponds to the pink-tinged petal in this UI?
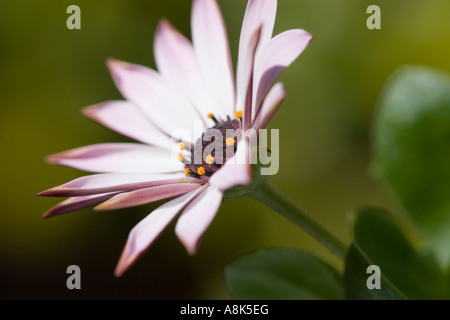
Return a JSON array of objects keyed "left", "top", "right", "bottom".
[
  {"left": 95, "top": 183, "right": 201, "bottom": 211},
  {"left": 251, "top": 82, "right": 286, "bottom": 131},
  {"left": 239, "top": 26, "right": 262, "bottom": 131},
  {"left": 82, "top": 101, "right": 174, "bottom": 150},
  {"left": 37, "top": 172, "right": 194, "bottom": 197},
  {"left": 209, "top": 139, "right": 252, "bottom": 191},
  {"left": 43, "top": 193, "right": 118, "bottom": 219},
  {"left": 107, "top": 59, "right": 204, "bottom": 142},
  {"left": 191, "top": 0, "right": 235, "bottom": 120},
  {"left": 114, "top": 186, "right": 206, "bottom": 276},
  {"left": 154, "top": 20, "right": 217, "bottom": 123},
  {"left": 175, "top": 185, "right": 223, "bottom": 255},
  {"left": 46, "top": 143, "right": 183, "bottom": 174},
  {"left": 253, "top": 29, "right": 312, "bottom": 118},
  {"left": 236, "top": 0, "right": 277, "bottom": 113}
]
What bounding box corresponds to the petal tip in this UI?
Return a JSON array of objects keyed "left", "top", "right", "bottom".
[
  {"left": 299, "top": 30, "right": 314, "bottom": 44},
  {"left": 187, "top": 248, "right": 197, "bottom": 256},
  {"left": 81, "top": 104, "right": 97, "bottom": 119},
  {"left": 106, "top": 57, "right": 122, "bottom": 68},
  {"left": 156, "top": 18, "right": 171, "bottom": 31},
  {"left": 114, "top": 262, "right": 126, "bottom": 277},
  {"left": 93, "top": 201, "right": 113, "bottom": 211},
  {"left": 36, "top": 189, "right": 51, "bottom": 197},
  {"left": 114, "top": 252, "right": 128, "bottom": 278},
  {"left": 106, "top": 58, "right": 129, "bottom": 78},
  {"left": 155, "top": 18, "right": 187, "bottom": 50},
  {"left": 178, "top": 237, "right": 198, "bottom": 256},
  {"left": 114, "top": 263, "right": 126, "bottom": 278},
  {"left": 43, "top": 210, "right": 55, "bottom": 219},
  {"left": 114, "top": 246, "right": 139, "bottom": 278},
  {"left": 36, "top": 187, "right": 70, "bottom": 197},
  {"left": 45, "top": 154, "right": 60, "bottom": 165}
]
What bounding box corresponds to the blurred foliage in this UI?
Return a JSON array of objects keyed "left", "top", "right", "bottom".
[
  {"left": 225, "top": 248, "right": 344, "bottom": 300},
  {"left": 230, "top": 67, "right": 450, "bottom": 300},
  {"left": 1, "top": 0, "right": 450, "bottom": 299},
  {"left": 349, "top": 207, "right": 448, "bottom": 299},
  {"left": 344, "top": 242, "right": 405, "bottom": 300},
  {"left": 373, "top": 66, "right": 450, "bottom": 266}
]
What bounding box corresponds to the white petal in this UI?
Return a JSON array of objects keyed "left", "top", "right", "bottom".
[
  {"left": 251, "top": 82, "right": 286, "bottom": 131},
  {"left": 115, "top": 186, "right": 206, "bottom": 276},
  {"left": 43, "top": 193, "right": 118, "bottom": 218},
  {"left": 38, "top": 172, "right": 193, "bottom": 197},
  {"left": 154, "top": 20, "right": 217, "bottom": 124},
  {"left": 191, "top": 0, "right": 235, "bottom": 120},
  {"left": 94, "top": 183, "right": 201, "bottom": 211},
  {"left": 209, "top": 139, "right": 252, "bottom": 191},
  {"left": 253, "top": 29, "right": 312, "bottom": 120},
  {"left": 107, "top": 59, "right": 204, "bottom": 142},
  {"left": 175, "top": 185, "right": 223, "bottom": 255},
  {"left": 236, "top": 0, "right": 277, "bottom": 114},
  {"left": 236, "top": 26, "right": 261, "bottom": 131},
  {"left": 82, "top": 101, "right": 175, "bottom": 150},
  {"left": 46, "top": 143, "right": 183, "bottom": 174}
]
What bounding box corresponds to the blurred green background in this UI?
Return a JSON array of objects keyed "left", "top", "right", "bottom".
[{"left": 1, "top": 0, "right": 449, "bottom": 299}]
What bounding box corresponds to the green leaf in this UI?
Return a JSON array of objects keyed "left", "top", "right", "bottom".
[
  {"left": 344, "top": 243, "right": 406, "bottom": 300},
  {"left": 373, "top": 66, "right": 450, "bottom": 266},
  {"left": 353, "top": 207, "right": 447, "bottom": 299},
  {"left": 224, "top": 248, "right": 344, "bottom": 300}
]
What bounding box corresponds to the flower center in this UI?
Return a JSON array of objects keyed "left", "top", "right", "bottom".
[{"left": 183, "top": 111, "right": 243, "bottom": 179}]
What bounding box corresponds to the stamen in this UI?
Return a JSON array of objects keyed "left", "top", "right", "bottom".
[
  {"left": 178, "top": 154, "right": 184, "bottom": 162},
  {"left": 207, "top": 113, "right": 219, "bottom": 124},
  {"left": 179, "top": 142, "right": 186, "bottom": 150},
  {"left": 184, "top": 168, "right": 191, "bottom": 176},
  {"left": 235, "top": 110, "right": 243, "bottom": 119},
  {"left": 205, "top": 154, "right": 214, "bottom": 165},
  {"left": 225, "top": 137, "right": 235, "bottom": 146},
  {"left": 184, "top": 118, "right": 241, "bottom": 180}
]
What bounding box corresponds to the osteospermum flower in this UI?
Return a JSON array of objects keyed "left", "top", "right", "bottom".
[{"left": 39, "top": 0, "right": 312, "bottom": 276}]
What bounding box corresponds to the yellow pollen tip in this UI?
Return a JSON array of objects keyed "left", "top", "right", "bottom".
[
  {"left": 179, "top": 142, "right": 186, "bottom": 150},
  {"left": 184, "top": 168, "right": 191, "bottom": 176},
  {"left": 197, "top": 167, "right": 206, "bottom": 176},
  {"left": 178, "top": 154, "right": 184, "bottom": 162},
  {"left": 236, "top": 110, "right": 243, "bottom": 119},
  {"left": 205, "top": 154, "right": 214, "bottom": 165},
  {"left": 225, "top": 137, "right": 236, "bottom": 146},
  {"left": 207, "top": 113, "right": 214, "bottom": 119}
]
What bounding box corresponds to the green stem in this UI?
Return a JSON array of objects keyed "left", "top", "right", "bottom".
[{"left": 248, "top": 178, "right": 348, "bottom": 260}]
